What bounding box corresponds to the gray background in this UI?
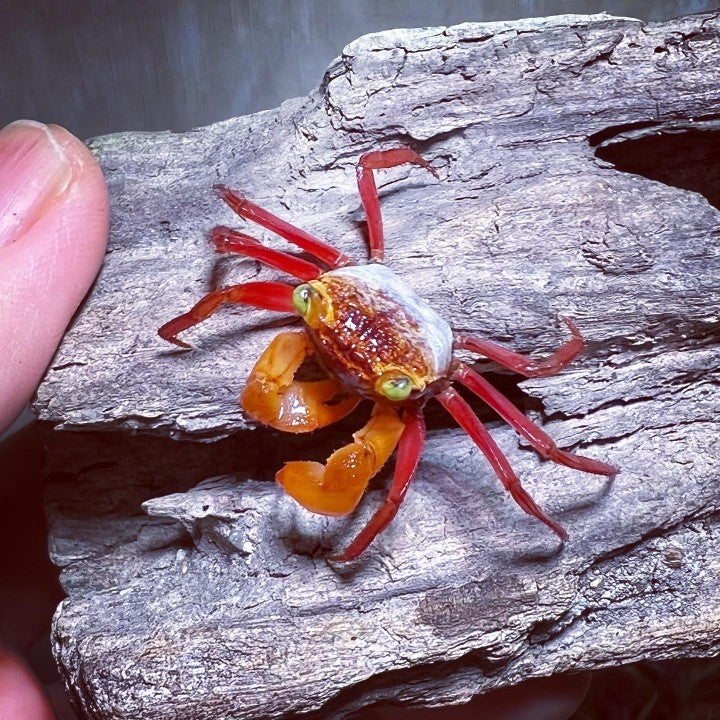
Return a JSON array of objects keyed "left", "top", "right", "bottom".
[{"left": 2, "top": 0, "right": 717, "bottom": 139}]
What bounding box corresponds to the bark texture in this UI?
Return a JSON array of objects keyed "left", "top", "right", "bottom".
[{"left": 36, "top": 10, "right": 720, "bottom": 720}]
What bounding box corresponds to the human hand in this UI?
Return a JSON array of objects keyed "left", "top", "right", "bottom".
[{"left": 0, "top": 120, "right": 109, "bottom": 718}]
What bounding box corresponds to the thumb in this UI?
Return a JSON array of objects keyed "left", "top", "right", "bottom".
[
  {"left": 0, "top": 121, "right": 109, "bottom": 435},
  {"left": 0, "top": 648, "right": 54, "bottom": 720}
]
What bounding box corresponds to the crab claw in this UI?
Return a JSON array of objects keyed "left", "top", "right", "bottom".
[
  {"left": 276, "top": 403, "right": 405, "bottom": 515},
  {"left": 241, "top": 330, "right": 360, "bottom": 433}
]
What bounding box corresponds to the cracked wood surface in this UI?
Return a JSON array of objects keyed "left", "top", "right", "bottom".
[{"left": 36, "top": 10, "right": 720, "bottom": 720}]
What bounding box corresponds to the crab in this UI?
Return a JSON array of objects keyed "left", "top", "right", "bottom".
[{"left": 159, "top": 148, "right": 616, "bottom": 561}]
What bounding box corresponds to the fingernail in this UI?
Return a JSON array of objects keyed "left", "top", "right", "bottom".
[{"left": 0, "top": 120, "right": 73, "bottom": 249}]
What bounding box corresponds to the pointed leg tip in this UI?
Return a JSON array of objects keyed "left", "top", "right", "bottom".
[
  {"left": 558, "top": 315, "right": 582, "bottom": 336},
  {"left": 416, "top": 157, "right": 439, "bottom": 179},
  {"left": 170, "top": 339, "right": 192, "bottom": 350},
  {"left": 158, "top": 330, "right": 192, "bottom": 350},
  {"left": 328, "top": 541, "right": 364, "bottom": 563},
  {"left": 214, "top": 185, "right": 250, "bottom": 215},
  {"left": 213, "top": 184, "right": 238, "bottom": 204},
  {"left": 584, "top": 456, "right": 619, "bottom": 477},
  {"left": 553, "top": 450, "right": 618, "bottom": 478},
  {"left": 209, "top": 226, "right": 233, "bottom": 252}
]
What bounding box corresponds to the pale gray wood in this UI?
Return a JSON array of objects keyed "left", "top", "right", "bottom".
[{"left": 39, "top": 10, "right": 720, "bottom": 720}]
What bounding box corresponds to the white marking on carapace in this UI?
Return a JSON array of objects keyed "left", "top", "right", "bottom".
[{"left": 326, "top": 263, "right": 453, "bottom": 378}]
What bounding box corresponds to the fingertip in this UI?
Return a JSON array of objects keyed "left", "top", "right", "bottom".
[
  {"left": 0, "top": 121, "right": 73, "bottom": 250},
  {"left": 0, "top": 648, "right": 55, "bottom": 720},
  {"left": 0, "top": 120, "right": 109, "bottom": 435}
]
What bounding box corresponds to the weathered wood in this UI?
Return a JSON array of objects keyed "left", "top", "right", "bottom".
[{"left": 38, "top": 10, "right": 720, "bottom": 720}]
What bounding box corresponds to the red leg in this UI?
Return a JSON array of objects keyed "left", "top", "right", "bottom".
[
  {"left": 454, "top": 317, "right": 584, "bottom": 378},
  {"left": 453, "top": 363, "right": 617, "bottom": 476},
  {"left": 356, "top": 148, "right": 438, "bottom": 262},
  {"left": 214, "top": 185, "right": 350, "bottom": 269},
  {"left": 158, "top": 281, "right": 295, "bottom": 348},
  {"left": 330, "top": 408, "right": 426, "bottom": 562},
  {"left": 437, "top": 387, "right": 568, "bottom": 540},
  {"left": 211, "top": 226, "right": 321, "bottom": 281}
]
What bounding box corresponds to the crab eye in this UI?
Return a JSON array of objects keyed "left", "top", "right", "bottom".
[
  {"left": 293, "top": 284, "right": 313, "bottom": 316},
  {"left": 378, "top": 374, "right": 414, "bottom": 401}
]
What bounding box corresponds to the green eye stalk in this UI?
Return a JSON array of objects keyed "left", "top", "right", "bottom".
[
  {"left": 293, "top": 284, "right": 312, "bottom": 315},
  {"left": 378, "top": 374, "right": 414, "bottom": 401}
]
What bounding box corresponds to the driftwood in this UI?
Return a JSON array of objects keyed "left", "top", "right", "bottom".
[{"left": 37, "top": 10, "right": 720, "bottom": 720}]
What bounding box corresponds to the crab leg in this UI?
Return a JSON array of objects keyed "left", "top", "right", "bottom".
[
  {"left": 437, "top": 386, "right": 568, "bottom": 540},
  {"left": 454, "top": 317, "right": 584, "bottom": 378},
  {"left": 242, "top": 330, "right": 360, "bottom": 432},
  {"left": 330, "top": 407, "right": 426, "bottom": 562},
  {"left": 211, "top": 226, "right": 322, "bottom": 281},
  {"left": 453, "top": 362, "right": 617, "bottom": 476},
  {"left": 158, "top": 281, "right": 295, "bottom": 349},
  {"left": 356, "top": 148, "right": 438, "bottom": 262},
  {"left": 276, "top": 402, "right": 405, "bottom": 517},
  {"left": 214, "top": 185, "right": 350, "bottom": 269}
]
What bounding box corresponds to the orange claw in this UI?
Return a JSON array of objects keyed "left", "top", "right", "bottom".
[
  {"left": 276, "top": 403, "right": 405, "bottom": 516},
  {"left": 241, "top": 330, "right": 359, "bottom": 433}
]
